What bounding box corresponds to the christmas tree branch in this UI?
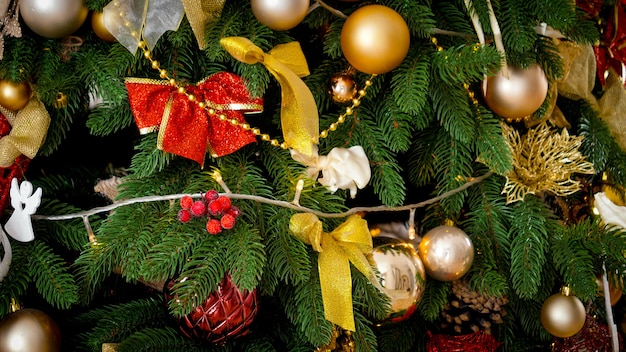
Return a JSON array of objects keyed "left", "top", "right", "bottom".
[{"left": 31, "top": 171, "right": 493, "bottom": 222}]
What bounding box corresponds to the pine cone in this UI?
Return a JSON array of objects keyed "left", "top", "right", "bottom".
[{"left": 439, "top": 280, "right": 508, "bottom": 335}]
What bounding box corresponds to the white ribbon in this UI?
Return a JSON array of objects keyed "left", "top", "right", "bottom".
[
  {"left": 103, "top": 0, "right": 185, "bottom": 53},
  {"left": 594, "top": 191, "right": 625, "bottom": 352},
  {"left": 291, "top": 145, "right": 371, "bottom": 198},
  {"left": 0, "top": 178, "right": 42, "bottom": 282}
]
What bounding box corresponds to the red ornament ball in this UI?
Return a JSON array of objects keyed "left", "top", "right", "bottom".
[
  {"left": 208, "top": 199, "right": 225, "bottom": 216},
  {"left": 207, "top": 219, "right": 223, "bottom": 235},
  {"left": 221, "top": 214, "right": 236, "bottom": 230},
  {"left": 190, "top": 200, "right": 207, "bottom": 217},
  {"left": 166, "top": 275, "right": 259, "bottom": 344},
  {"left": 226, "top": 206, "right": 241, "bottom": 218},
  {"left": 177, "top": 209, "right": 191, "bottom": 223},
  {"left": 204, "top": 190, "right": 219, "bottom": 202},
  {"left": 180, "top": 195, "right": 193, "bottom": 210}
]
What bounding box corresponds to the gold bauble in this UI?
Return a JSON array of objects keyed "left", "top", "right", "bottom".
[
  {"left": 19, "top": 0, "right": 88, "bottom": 39},
  {"left": 91, "top": 11, "right": 116, "bottom": 43},
  {"left": 328, "top": 72, "right": 357, "bottom": 104},
  {"left": 596, "top": 276, "right": 623, "bottom": 306},
  {"left": 540, "top": 291, "right": 586, "bottom": 338},
  {"left": 0, "top": 80, "right": 30, "bottom": 111},
  {"left": 251, "top": 0, "right": 309, "bottom": 31},
  {"left": 417, "top": 225, "right": 474, "bottom": 282},
  {"left": 340, "top": 5, "right": 410, "bottom": 74},
  {"left": 482, "top": 64, "right": 548, "bottom": 122},
  {"left": 0, "top": 308, "right": 61, "bottom": 352},
  {"left": 371, "top": 237, "right": 426, "bottom": 323}
]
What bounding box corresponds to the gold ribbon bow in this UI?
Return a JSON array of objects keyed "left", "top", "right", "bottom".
[
  {"left": 220, "top": 37, "right": 319, "bottom": 157},
  {"left": 289, "top": 213, "right": 382, "bottom": 331},
  {"left": 0, "top": 97, "right": 50, "bottom": 167},
  {"left": 541, "top": 40, "right": 626, "bottom": 150}
]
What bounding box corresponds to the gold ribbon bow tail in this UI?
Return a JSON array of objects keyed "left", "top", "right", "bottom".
[
  {"left": 180, "top": 0, "right": 225, "bottom": 49},
  {"left": 220, "top": 37, "right": 319, "bottom": 157},
  {"left": 289, "top": 213, "right": 382, "bottom": 331},
  {"left": 0, "top": 96, "right": 50, "bottom": 167}
]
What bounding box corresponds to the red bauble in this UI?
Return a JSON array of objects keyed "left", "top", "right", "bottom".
[{"left": 166, "top": 275, "right": 259, "bottom": 344}]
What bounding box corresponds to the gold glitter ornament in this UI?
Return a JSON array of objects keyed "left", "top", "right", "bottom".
[{"left": 501, "top": 122, "right": 595, "bottom": 204}]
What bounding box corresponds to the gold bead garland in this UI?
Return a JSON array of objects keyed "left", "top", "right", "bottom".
[
  {"left": 136, "top": 41, "right": 375, "bottom": 150},
  {"left": 110, "top": 0, "right": 375, "bottom": 151},
  {"left": 431, "top": 37, "right": 483, "bottom": 109}
]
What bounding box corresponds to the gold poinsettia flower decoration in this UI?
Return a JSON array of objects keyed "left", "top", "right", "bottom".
[{"left": 501, "top": 121, "right": 595, "bottom": 204}]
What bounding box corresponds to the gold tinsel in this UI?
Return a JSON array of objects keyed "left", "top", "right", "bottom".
[{"left": 501, "top": 122, "right": 595, "bottom": 203}]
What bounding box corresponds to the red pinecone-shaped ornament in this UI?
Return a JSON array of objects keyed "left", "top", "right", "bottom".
[{"left": 166, "top": 275, "right": 259, "bottom": 344}]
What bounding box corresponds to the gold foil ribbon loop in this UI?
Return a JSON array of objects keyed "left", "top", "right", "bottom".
[
  {"left": 0, "top": 96, "right": 50, "bottom": 167},
  {"left": 220, "top": 36, "right": 319, "bottom": 156}
]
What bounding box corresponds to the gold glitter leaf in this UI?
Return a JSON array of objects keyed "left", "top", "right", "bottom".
[{"left": 501, "top": 122, "right": 595, "bottom": 203}]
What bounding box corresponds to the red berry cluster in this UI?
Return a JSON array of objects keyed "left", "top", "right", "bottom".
[{"left": 177, "top": 190, "right": 241, "bottom": 235}]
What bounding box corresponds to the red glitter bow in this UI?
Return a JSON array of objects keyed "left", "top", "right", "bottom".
[
  {"left": 578, "top": 0, "right": 626, "bottom": 86},
  {"left": 126, "top": 72, "right": 263, "bottom": 165}
]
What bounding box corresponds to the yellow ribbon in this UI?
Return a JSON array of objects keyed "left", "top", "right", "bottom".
[
  {"left": 220, "top": 37, "right": 319, "bottom": 157},
  {"left": 0, "top": 97, "right": 50, "bottom": 167},
  {"left": 180, "top": 0, "right": 225, "bottom": 49},
  {"left": 289, "top": 213, "right": 381, "bottom": 331}
]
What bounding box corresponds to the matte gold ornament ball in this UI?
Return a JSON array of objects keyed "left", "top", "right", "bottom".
[
  {"left": 328, "top": 72, "right": 357, "bottom": 104},
  {"left": 540, "top": 292, "right": 586, "bottom": 338},
  {"left": 482, "top": 64, "right": 548, "bottom": 122},
  {"left": 596, "top": 276, "right": 623, "bottom": 306},
  {"left": 91, "top": 11, "right": 116, "bottom": 43},
  {"left": 371, "top": 237, "right": 426, "bottom": 322},
  {"left": 417, "top": 225, "right": 474, "bottom": 281},
  {"left": 251, "top": 0, "right": 310, "bottom": 31},
  {"left": 340, "top": 5, "right": 410, "bottom": 74},
  {"left": 0, "top": 308, "right": 61, "bottom": 352},
  {"left": 0, "top": 80, "right": 30, "bottom": 111},
  {"left": 20, "top": 0, "right": 88, "bottom": 39}
]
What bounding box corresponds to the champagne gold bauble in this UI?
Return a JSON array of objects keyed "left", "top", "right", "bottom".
[
  {"left": 340, "top": 5, "right": 410, "bottom": 74},
  {"left": 0, "top": 308, "right": 61, "bottom": 352},
  {"left": 371, "top": 237, "right": 426, "bottom": 323},
  {"left": 19, "top": 0, "right": 88, "bottom": 39},
  {"left": 417, "top": 225, "right": 474, "bottom": 281},
  {"left": 540, "top": 291, "right": 586, "bottom": 338},
  {"left": 482, "top": 64, "right": 548, "bottom": 122},
  {"left": 250, "top": 0, "right": 309, "bottom": 31},
  {"left": 596, "top": 276, "right": 623, "bottom": 306},
  {"left": 328, "top": 72, "right": 357, "bottom": 104},
  {"left": 0, "top": 80, "right": 30, "bottom": 111},
  {"left": 91, "top": 11, "right": 116, "bottom": 43}
]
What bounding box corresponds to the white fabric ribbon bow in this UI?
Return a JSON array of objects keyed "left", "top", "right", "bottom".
[
  {"left": 291, "top": 145, "right": 371, "bottom": 198},
  {"left": 594, "top": 192, "right": 626, "bottom": 229}
]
